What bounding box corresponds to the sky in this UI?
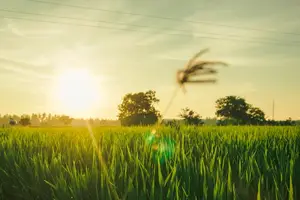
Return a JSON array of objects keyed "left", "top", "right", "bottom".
[{"left": 0, "top": 0, "right": 299, "bottom": 120}]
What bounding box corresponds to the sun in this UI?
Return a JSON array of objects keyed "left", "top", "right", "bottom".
[{"left": 51, "top": 68, "right": 101, "bottom": 117}]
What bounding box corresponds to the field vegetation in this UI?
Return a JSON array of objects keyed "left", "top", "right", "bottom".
[{"left": 1, "top": 126, "right": 300, "bottom": 200}]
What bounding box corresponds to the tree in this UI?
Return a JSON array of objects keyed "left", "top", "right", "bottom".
[
  {"left": 215, "top": 95, "right": 267, "bottom": 125},
  {"left": 283, "top": 117, "right": 296, "bottom": 126},
  {"left": 19, "top": 116, "right": 31, "bottom": 126},
  {"left": 179, "top": 107, "right": 204, "bottom": 125},
  {"left": 163, "top": 119, "right": 182, "bottom": 129},
  {"left": 9, "top": 118, "right": 17, "bottom": 126},
  {"left": 59, "top": 115, "right": 73, "bottom": 125},
  {"left": 215, "top": 96, "right": 250, "bottom": 125},
  {"left": 117, "top": 90, "right": 161, "bottom": 126},
  {"left": 247, "top": 106, "right": 265, "bottom": 125},
  {"left": 31, "top": 114, "right": 41, "bottom": 127}
]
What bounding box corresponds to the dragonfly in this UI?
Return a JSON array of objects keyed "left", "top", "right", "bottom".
[{"left": 177, "top": 48, "right": 228, "bottom": 93}]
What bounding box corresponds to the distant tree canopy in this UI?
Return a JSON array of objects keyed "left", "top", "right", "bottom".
[
  {"left": 1, "top": 113, "right": 119, "bottom": 127},
  {"left": 179, "top": 107, "right": 204, "bottom": 125},
  {"left": 19, "top": 115, "right": 31, "bottom": 126},
  {"left": 59, "top": 115, "right": 73, "bottom": 125},
  {"left": 247, "top": 105, "right": 265, "bottom": 125},
  {"left": 117, "top": 90, "right": 161, "bottom": 126},
  {"left": 9, "top": 118, "right": 17, "bottom": 126},
  {"left": 216, "top": 95, "right": 265, "bottom": 125},
  {"left": 265, "top": 118, "right": 296, "bottom": 126}
]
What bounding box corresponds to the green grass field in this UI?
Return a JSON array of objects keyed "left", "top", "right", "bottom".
[{"left": 1, "top": 126, "right": 300, "bottom": 200}]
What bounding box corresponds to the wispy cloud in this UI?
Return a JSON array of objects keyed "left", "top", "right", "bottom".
[
  {"left": 0, "top": 19, "right": 5, "bottom": 31},
  {"left": 1, "top": 18, "right": 62, "bottom": 39},
  {"left": 0, "top": 0, "right": 299, "bottom": 118},
  {"left": 155, "top": 54, "right": 189, "bottom": 62},
  {"left": 0, "top": 57, "right": 53, "bottom": 80}
]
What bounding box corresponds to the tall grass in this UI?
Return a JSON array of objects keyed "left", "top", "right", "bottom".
[{"left": 0, "top": 126, "right": 300, "bottom": 199}]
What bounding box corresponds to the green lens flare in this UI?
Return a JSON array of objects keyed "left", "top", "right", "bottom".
[
  {"left": 145, "top": 130, "right": 156, "bottom": 145},
  {"left": 144, "top": 129, "right": 175, "bottom": 164},
  {"left": 152, "top": 138, "right": 175, "bottom": 164}
]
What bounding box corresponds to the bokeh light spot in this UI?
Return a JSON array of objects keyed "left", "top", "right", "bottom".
[{"left": 144, "top": 129, "right": 176, "bottom": 164}]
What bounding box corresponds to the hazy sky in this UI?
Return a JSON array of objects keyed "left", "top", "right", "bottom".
[{"left": 0, "top": 0, "right": 299, "bottom": 120}]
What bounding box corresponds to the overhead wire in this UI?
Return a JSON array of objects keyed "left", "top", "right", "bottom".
[
  {"left": 2, "top": 2, "right": 298, "bottom": 197},
  {"left": 1, "top": 15, "right": 300, "bottom": 47},
  {"left": 1, "top": 9, "right": 300, "bottom": 45},
  {"left": 26, "top": 0, "right": 300, "bottom": 36}
]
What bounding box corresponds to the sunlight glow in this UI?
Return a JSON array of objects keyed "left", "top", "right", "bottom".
[{"left": 52, "top": 68, "right": 101, "bottom": 117}]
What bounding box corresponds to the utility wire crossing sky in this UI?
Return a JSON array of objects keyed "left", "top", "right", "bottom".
[{"left": 0, "top": 0, "right": 299, "bottom": 120}]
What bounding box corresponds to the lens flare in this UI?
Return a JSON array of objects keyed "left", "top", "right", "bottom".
[{"left": 145, "top": 129, "right": 175, "bottom": 164}]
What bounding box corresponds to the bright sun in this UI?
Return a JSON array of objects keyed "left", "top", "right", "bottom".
[{"left": 52, "top": 68, "right": 101, "bottom": 117}]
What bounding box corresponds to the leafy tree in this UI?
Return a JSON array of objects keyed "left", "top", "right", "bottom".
[
  {"left": 59, "top": 115, "right": 73, "bottom": 125},
  {"left": 117, "top": 90, "right": 160, "bottom": 126},
  {"left": 265, "top": 120, "right": 277, "bottom": 126},
  {"left": 19, "top": 116, "right": 31, "bottom": 126},
  {"left": 9, "top": 118, "right": 17, "bottom": 126},
  {"left": 163, "top": 119, "right": 180, "bottom": 126},
  {"left": 247, "top": 106, "right": 265, "bottom": 125},
  {"left": 265, "top": 118, "right": 296, "bottom": 126},
  {"left": 216, "top": 118, "right": 240, "bottom": 126},
  {"left": 282, "top": 117, "right": 296, "bottom": 126},
  {"left": 42, "top": 113, "right": 47, "bottom": 121},
  {"left": 179, "top": 107, "right": 204, "bottom": 125},
  {"left": 216, "top": 95, "right": 266, "bottom": 125},
  {"left": 215, "top": 96, "right": 250, "bottom": 124},
  {"left": 31, "top": 114, "right": 41, "bottom": 126}
]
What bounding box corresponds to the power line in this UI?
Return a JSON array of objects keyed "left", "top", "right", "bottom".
[
  {"left": 2, "top": 15, "right": 300, "bottom": 47},
  {"left": 1, "top": 9, "right": 300, "bottom": 44},
  {"left": 27, "top": 0, "right": 300, "bottom": 36}
]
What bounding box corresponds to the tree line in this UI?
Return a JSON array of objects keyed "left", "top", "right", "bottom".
[
  {"left": 2, "top": 90, "right": 298, "bottom": 127},
  {"left": 117, "top": 90, "right": 298, "bottom": 126},
  {"left": 0, "top": 113, "right": 120, "bottom": 127}
]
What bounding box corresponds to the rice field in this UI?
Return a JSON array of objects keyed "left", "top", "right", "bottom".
[{"left": 0, "top": 126, "right": 300, "bottom": 200}]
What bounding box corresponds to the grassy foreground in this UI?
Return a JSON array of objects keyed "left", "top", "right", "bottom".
[{"left": 0, "top": 126, "right": 300, "bottom": 200}]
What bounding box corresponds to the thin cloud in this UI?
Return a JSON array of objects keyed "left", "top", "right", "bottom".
[
  {"left": 2, "top": 19, "right": 62, "bottom": 39},
  {"left": 156, "top": 55, "right": 188, "bottom": 62},
  {"left": 142, "top": 2, "right": 300, "bottom": 67},
  {"left": 0, "top": 57, "right": 53, "bottom": 80},
  {"left": 0, "top": 21, "right": 5, "bottom": 31},
  {"left": 134, "top": 33, "right": 168, "bottom": 46}
]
